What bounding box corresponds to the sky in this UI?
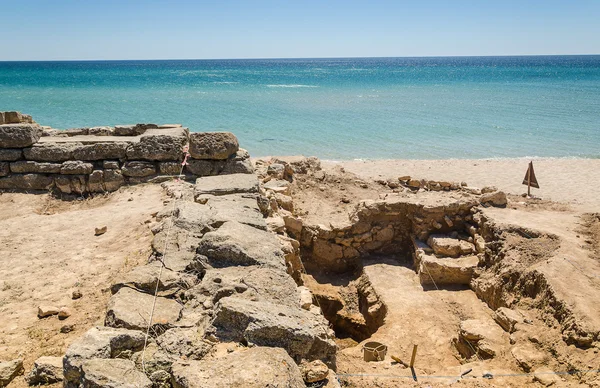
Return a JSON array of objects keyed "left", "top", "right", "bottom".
[{"left": 1, "top": 0, "right": 599, "bottom": 60}]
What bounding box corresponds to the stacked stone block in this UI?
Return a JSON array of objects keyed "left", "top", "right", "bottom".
[{"left": 0, "top": 112, "right": 254, "bottom": 194}]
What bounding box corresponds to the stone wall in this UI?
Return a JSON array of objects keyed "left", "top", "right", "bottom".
[{"left": 0, "top": 113, "right": 253, "bottom": 194}]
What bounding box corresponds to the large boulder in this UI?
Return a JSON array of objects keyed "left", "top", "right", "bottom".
[
  {"left": 105, "top": 288, "right": 182, "bottom": 331},
  {"left": 188, "top": 132, "right": 239, "bottom": 160},
  {"left": 63, "top": 326, "right": 145, "bottom": 387},
  {"left": 210, "top": 296, "right": 336, "bottom": 367},
  {"left": 0, "top": 359, "right": 24, "bottom": 387},
  {"left": 26, "top": 356, "right": 63, "bottom": 385},
  {"left": 79, "top": 358, "right": 152, "bottom": 388},
  {"left": 0, "top": 174, "right": 53, "bottom": 190},
  {"left": 197, "top": 221, "right": 285, "bottom": 269},
  {"left": 0, "top": 124, "right": 42, "bottom": 148},
  {"left": 194, "top": 173, "right": 258, "bottom": 196},
  {"left": 171, "top": 347, "right": 305, "bottom": 388}
]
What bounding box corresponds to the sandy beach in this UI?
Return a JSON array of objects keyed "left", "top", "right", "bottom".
[{"left": 328, "top": 158, "right": 600, "bottom": 211}]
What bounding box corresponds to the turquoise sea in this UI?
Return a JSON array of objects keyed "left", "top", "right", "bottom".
[{"left": 0, "top": 56, "right": 598, "bottom": 160}]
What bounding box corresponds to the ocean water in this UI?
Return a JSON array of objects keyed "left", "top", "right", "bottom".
[{"left": 0, "top": 56, "right": 598, "bottom": 160}]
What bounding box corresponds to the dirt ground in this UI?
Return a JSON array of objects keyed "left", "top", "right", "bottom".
[{"left": 0, "top": 185, "right": 165, "bottom": 388}]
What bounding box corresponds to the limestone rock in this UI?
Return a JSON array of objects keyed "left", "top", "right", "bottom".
[
  {"left": 456, "top": 319, "right": 506, "bottom": 359},
  {"left": 10, "top": 161, "right": 62, "bottom": 174},
  {"left": 110, "top": 264, "right": 196, "bottom": 296},
  {"left": 105, "top": 288, "right": 182, "bottom": 331},
  {"left": 114, "top": 124, "right": 150, "bottom": 136},
  {"left": 298, "top": 286, "right": 313, "bottom": 310},
  {"left": 72, "top": 143, "right": 128, "bottom": 160},
  {"left": 511, "top": 343, "right": 548, "bottom": 372},
  {"left": 188, "top": 132, "right": 239, "bottom": 160},
  {"left": 210, "top": 296, "right": 336, "bottom": 366},
  {"left": 1, "top": 111, "right": 35, "bottom": 125},
  {"left": 23, "top": 142, "right": 81, "bottom": 162},
  {"left": 480, "top": 191, "right": 508, "bottom": 207},
  {"left": 88, "top": 170, "right": 104, "bottom": 192},
  {"left": 427, "top": 234, "right": 475, "bottom": 257},
  {"left": 185, "top": 266, "right": 299, "bottom": 308},
  {"left": 60, "top": 161, "right": 93, "bottom": 175},
  {"left": 481, "top": 186, "right": 498, "bottom": 194},
  {"left": 58, "top": 307, "right": 72, "bottom": 320},
  {"left": 155, "top": 328, "right": 212, "bottom": 360},
  {"left": 493, "top": 307, "right": 524, "bottom": 333},
  {"left": 63, "top": 326, "right": 145, "bottom": 387},
  {"left": 0, "top": 359, "right": 24, "bottom": 387},
  {"left": 0, "top": 124, "right": 42, "bottom": 148},
  {"left": 266, "top": 215, "right": 285, "bottom": 233},
  {"left": 126, "top": 128, "right": 188, "bottom": 161},
  {"left": 418, "top": 254, "right": 479, "bottom": 285},
  {"left": 171, "top": 196, "right": 266, "bottom": 233},
  {"left": 0, "top": 162, "right": 8, "bottom": 177},
  {"left": 102, "top": 161, "right": 119, "bottom": 170},
  {"left": 171, "top": 347, "right": 305, "bottom": 388},
  {"left": 103, "top": 169, "right": 125, "bottom": 192},
  {"left": 38, "top": 305, "right": 60, "bottom": 318},
  {"left": 121, "top": 161, "right": 156, "bottom": 177},
  {"left": 197, "top": 221, "right": 285, "bottom": 269},
  {"left": 300, "top": 360, "right": 329, "bottom": 383},
  {"left": 80, "top": 358, "right": 152, "bottom": 388},
  {"left": 89, "top": 126, "right": 114, "bottom": 136},
  {"left": 26, "top": 356, "right": 63, "bottom": 385},
  {"left": 0, "top": 174, "right": 53, "bottom": 190},
  {"left": 194, "top": 173, "right": 258, "bottom": 196},
  {"left": 54, "top": 175, "right": 88, "bottom": 195},
  {"left": 0, "top": 149, "right": 22, "bottom": 162},
  {"left": 186, "top": 151, "right": 253, "bottom": 177}
]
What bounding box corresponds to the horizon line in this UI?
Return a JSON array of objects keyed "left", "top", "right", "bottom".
[{"left": 1, "top": 53, "right": 600, "bottom": 63}]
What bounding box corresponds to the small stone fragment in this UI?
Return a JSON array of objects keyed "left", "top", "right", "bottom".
[
  {"left": 26, "top": 356, "right": 63, "bottom": 385},
  {"left": 38, "top": 305, "right": 59, "bottom": 318},
  {"left": 94, "top": 226, "right": 107, "bottom": 236},
  {"left": 300, "top": 360, "right": 329, "bottom": 383},
  {"left": 72, "top": 289, "right": 83, "bottom": 299},
  {"left": 0, "top": 359, "right": 24, "bottom": 387},
  {"left": 58, "top": 307, "right": 72, "bottom": 320}
]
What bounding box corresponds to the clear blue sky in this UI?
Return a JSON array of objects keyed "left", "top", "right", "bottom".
[{"left": 1, "top": 0, "right": 599, "bottom": 60}]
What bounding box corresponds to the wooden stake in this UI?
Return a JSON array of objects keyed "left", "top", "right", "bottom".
[
  {"left": 527, "top": 161, "right": 532, "bottom": 197},
  {"left": 410, "top": 344, "right": 418, "bottom": 368}
]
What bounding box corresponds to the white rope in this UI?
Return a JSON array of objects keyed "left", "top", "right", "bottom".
[{"left": 141, "top": 146, "right": 189, "bottom": 373}]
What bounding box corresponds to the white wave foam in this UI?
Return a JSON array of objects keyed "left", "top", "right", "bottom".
[{"left": 266, "top": 84, "right": 319, "bottom": 88}]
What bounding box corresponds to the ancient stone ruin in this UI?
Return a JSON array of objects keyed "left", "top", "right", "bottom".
[
  {"left": 2, "top": 112, "right": 598, "bottom": 387},
  {"left": 0, "top": 112, "right": 250, "bottom": 194}
]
